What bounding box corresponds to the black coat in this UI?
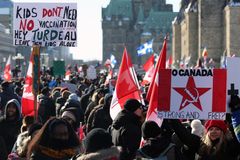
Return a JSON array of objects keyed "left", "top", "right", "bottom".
[
  {"left": 0, "top": 99, "right": 22, "bottom": 156},
  {"left": 38, "top": 94, "right": 56, "bottom": 123},
  {"left": 110, "top": 110, "right": 142, "bottom": 160},
  {"left": 170, "top": 119, "right": 240, "bottom": 160}
]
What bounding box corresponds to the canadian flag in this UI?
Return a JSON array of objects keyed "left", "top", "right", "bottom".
[
  {"left": 156, "top": 69, "right": 227, "bottom": 120},
  {"left": 146, "top": 39, "right": 167, "bottom": 101},
  {"left": 22, "top": 51, "right": 34, "bottom": 116},
  {"left": 3, "top": 55, "right": 11, "bottom": 81},
  {"left": 141, "top": 54, "right": 155, "bottom": 86},
  {"left": 140, "top": 41, "right": 167, "bottom": 147},
  {"left": 110, "top": 48, "right": 142, "bottom": 120}
]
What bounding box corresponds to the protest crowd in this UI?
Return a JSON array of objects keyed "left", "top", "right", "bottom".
[{"left": 0, "top": 55, "right": 239, "bottom": 160}]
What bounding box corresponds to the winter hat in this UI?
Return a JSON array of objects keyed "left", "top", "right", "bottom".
[
  {"left": 141, "top": 121, "right": 162, "bottom": 139},
  {"left": 28, "top": 123, "right": 43, "bottom": 137},
  {"left": 61, "top": 110, "right": 77, "bottom": 122},
  {"left": 191, "top": 119, "right": 204, "bottom": 137},
  {"left": 68, "top": 93, "right": 79, "bottom": 101},
  {"left": 84, "top": 128, "right": 113, "bottom": 153},
  {"left": 124, "top": 99, "right": 142, "bottom": 112},
  {"left": 205, "top": 120, "right": 228, "bottom": 133}
]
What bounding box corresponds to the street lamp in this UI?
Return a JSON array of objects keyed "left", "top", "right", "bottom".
[
  {"left": 12, "top": 53, "right": 24, "bottom": 66},
  {"left": 12, "top": 53, "right": 24, "bottom": 78}
]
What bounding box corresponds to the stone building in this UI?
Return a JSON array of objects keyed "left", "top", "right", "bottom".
[
  {"left": 172, "top": 0, "right": 240, "bottom": 67},
  {"left": 102, "top": 0, "right": 177, "bottom": 66}
]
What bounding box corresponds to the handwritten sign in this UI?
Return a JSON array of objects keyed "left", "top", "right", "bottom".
[{"left": 13, "top": 3, "right": 77, "bottom": 47}]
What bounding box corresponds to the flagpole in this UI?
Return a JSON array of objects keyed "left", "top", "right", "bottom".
[{"left": 32, "top": 45, "right": 40, "bottom": 122}]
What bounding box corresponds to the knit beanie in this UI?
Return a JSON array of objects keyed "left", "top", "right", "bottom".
[
  {"left": 84, "top": 128, "right": 113, "bottom": 153},
  {"left": 124, "top": 99, "right": 142, "bottom": 112},
  {"left": 205, "top": 120, "right": 228, "bottom": 133},
  {"left": 61, "top": 110, "right": 77, "bottom": 122},
  {"left": 191, "top": 119, "right": 204, "bottom": 137},
  {"left": 68, "top": 93, "right": 79, "bottom": 102},
  {"left": 141, "top": 121, "right": 161, "bottom": 139}
]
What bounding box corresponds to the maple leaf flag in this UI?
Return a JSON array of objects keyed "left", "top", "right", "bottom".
[
  {"left": 146, "top": 39, "right": 167, "bottom": 101},
  {"left": 3, "top": 55, "right": 12, "bottom": 81},
  {"left": 22, "top": 51, "right": 35, "bottom": 116},
  {"left": 141, "top": 54, "right": 155, "bottom": 86},
  {"left": 110, "top": 48, "right": 142, "bottom": 120},
  {"left": 145, "top": 39, "right": 167, "bottom": 125}
]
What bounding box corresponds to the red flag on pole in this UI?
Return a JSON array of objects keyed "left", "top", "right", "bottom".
[
  {"left": 140, "top": 39, "right": 167, "bottom": 147},
  {"left": 3, "top": 55, "right": 11, "bottom": 81},
  {"left": 22, "top": 51, "right": 35, "bottom": 116},
  {"left": 110, "top": 47, "right": 142, "bottom": 120},
  {"left": 146, "top": 39, "right": 167, "bottom": 101},
  {"left": 141, "top": 54, "right": 155, "bottom": 86}
]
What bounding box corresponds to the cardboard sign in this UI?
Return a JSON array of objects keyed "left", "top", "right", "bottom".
[
  {"left": 87, "top": 65, "right": 96, "bottom": 80},
  {"left": 13, "top": 3, "right": 77, "bottom": 47},
  {"left": 226, "top": 57, "right": 240, "bottom": 112},
  {"left": 157, "top": 69, "right": 227, "bottom": 120}
]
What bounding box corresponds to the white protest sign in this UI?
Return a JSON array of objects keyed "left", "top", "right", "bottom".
[
  {"left": 226, "top": 57, "right": 240, "bottom": 112},
  {"left": 13, "top": 3, "right": 77, "bottom": 47},
  {"left": 157, "top": 69, "right": 227, "bottom": 120},
  {"left": 87, "top": 65, "right": 97, "bottom": 80}
]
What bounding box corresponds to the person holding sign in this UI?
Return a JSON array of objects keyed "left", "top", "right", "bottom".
[{"left": 169, "top": 117, "right": 240, "bottom": 160}]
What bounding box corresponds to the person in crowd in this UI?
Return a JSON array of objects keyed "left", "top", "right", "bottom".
[
  {"left": 191, "top": 119, "right": 204, "bottom": 138},
  {"left": 61, "top": 109, "right": 79, "bottom": 132},
  {"left": 73, "top": 128, "right": 120, "bottom": 160},
  {"left": 55, "top": 89, "right": 71, "bottom": 117},
  {"left": 79, "top": 85, "right": 95, "bottom": 113},
  {"left": 0, "top": 81, "right": 20, "bottom": 116},
  {"left": 169, "top": 117, "right": 240, "bottom": 159},
  {"left": 37, "top": 87, "right": 56, "bottom": 123},
  {"left": 8, "top": 123, "right": 42, "bottom": 160},
  {"left": 110, "top": 98, "right": 143, "bottom": 160},
  {"left": 137, "top": 120, "right": 182, "bottom": 160},
  {"left": 84, "top": 88, "right": 105, "bottom": 124},
  {"left": 86, "top": 94, "right": 113, "bottom": 133},
  {"left": 0, "top": 99, "right": 22, "bottom": 160},
  {"left": 60, "top": 94, "right": 84, "bottom": 124},
  {"left": 27, "top": 117, "right": 80, "bottom": 160}
]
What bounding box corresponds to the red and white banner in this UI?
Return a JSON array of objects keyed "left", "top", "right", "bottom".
[
  {"left": 3, "top": 55, "right": 11, "bottom": 81},
  {"left": 22, "top": 51, "right": 34, "bottom": 116},
  {"left": 157, "top": 69, "right": 227, "bottom": 120},
  {"left": 142, "top": 55, "right": 155, "bottom": 86},
  {"left": 110, "top": 48, "right": 142, "bottom": 120}
]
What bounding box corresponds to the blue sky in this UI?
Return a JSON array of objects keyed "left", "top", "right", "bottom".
[{"left": 71, "top": 0, "right": 181, "bottom": 61}]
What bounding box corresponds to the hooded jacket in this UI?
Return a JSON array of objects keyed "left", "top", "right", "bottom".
[
  {"left": 110, "top": 110, "right": 142, "bottom": 160},
  {"left": 0, "top": 99, "right": 22, "bottom": 157}
]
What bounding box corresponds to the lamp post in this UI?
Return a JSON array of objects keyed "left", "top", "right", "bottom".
[{"left": 12, "top": 53, "right": 24, "bottom": 78}]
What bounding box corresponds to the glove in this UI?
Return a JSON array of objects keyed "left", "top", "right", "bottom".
[{"left": 229, "top": 95, "right": 240, "bottom": 112}]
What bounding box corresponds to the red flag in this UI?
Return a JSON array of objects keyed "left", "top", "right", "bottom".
[
  {"left": 104, "top": 69, "right": 113, "bottom": 85},
  {"left": 110, "top": 48, "right": 142, "bottom": 120},
  {"left": 65, "top": 70, "right": 71, "bottom": 80},
  {"left": 22, "top": 51, "right": 34, "bottom": 116},
  {"left": 140, "top": 40, "right": 167, "bottom": 147},
  {"left": 141, "top": 55, "right": 155, "bottom": 86},
  {"left": 3, "top": 55, "right": 11, "bottom": 81},
  {"left": 146, "top": 39, "right": 167, "bottom": 101},
  {"left": 78, "top": 122, "right": 85, "bottom": 141}
]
